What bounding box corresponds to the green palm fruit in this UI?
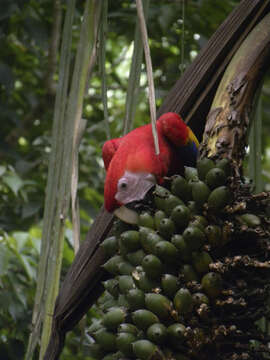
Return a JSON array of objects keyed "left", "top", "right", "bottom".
[
  {"left": 171, "top": 175, "right": 192, "bottom": 202},
  {"left": 132, "top": 269, "right": 160, "bottom": 292},
  {"left": 118, "top": 323, "right": 139, "bottom": 335},
  {"left": 164, "top": 194, "right": 184, "bottom": 216},
  {"left": 103, "top": 255, "right": 124, "bottom": 275},
  {"left": 118, "top": 239, "right": 129, "bottom": 257},
  {"left": 183, "top": 226, "right": 205, "bottom": 252},
  {"left": 171, "top": 235, "right": 191, "bottom": 262},
  {"left": 189, "top": 215, "right": 208, "bottom": 231},
  {"left": 181, "top": 264, "right": 199, "bottom": 282},
  {"left": 191, "top": 180, "right": 210, "bottom": 206},
  {"left": 113, "top": 219, "right": 133, "bottom": 237},
  {"left": 157, "top": 218, "right": 176, "bottom": 239},
  {"left": 139, "top": 226, "right": 155, "bottom": 242},
  {"left": 192, "top": 251, "right": 213, "bottom": 274},
  {"left": 187, "top": 200, "right": 201, "bottom": 215},
  {"left": 93, "top": 328, "right": 117, "bottom": 352},
  {"left": 192, "top": 292, "right": 210, "bottom": 306},
  {"left": 238, "top": 213, "right": 261, "bottom": 227},
  {"left": 205, "top": 167, "right": 226, "bottom": 189},
  {"left": 141, "top": 232, "right": 164, "bottom": 254},
  {"left": 103, "top": 307, "right": 127, "bottom": 330},
  {"left": 133, "top": 340, "right": 161, "bottom": 360},
  {"left": 139, "top": 212, "right": 155, "bottom": 229},
  {"left": 154, "top": 210, "right": 166, "bottom": 229},
  {"left": 126, "top": 249, "right": 146, "bottom": 266},
  {"left": 197, "top": 158, "right": 215, "bottom": 181},
  {"left": 118, "top": 261, "right": 134, "bottom": 275},
  {"left": 126, "top": 288, "right": 145, "bottom": 310},
  {"left": 145, "top": 293, "right": 173, "bottom": 320},
  {"left": 161, "top": 274, "right": 179, "bottom": 298},
  {"left": 147, "top": 323, "right": 167, "bottom": 344},
  {"left": 142, "top": 254, "right": 164, "bottom": 279},
  {"left": 103, "top": 279, "right": 119, "bottom": 298},
  {"left": 155, "top": 241, "right": 179, "bottom": 263},
  {"left": 85, "top": 342, "right": 104, "bottom": 359},
  {"left": 201, "top": 272, "right": 222, "bottom": 298},
  {"left": 118, "top": 275, "right": 135, "bottom": 293},
  {"left": 120, "top": 230, "right": 141, "bottom": 252},
  {"left": 216, "top": 158, "right": 231, "bottom": 176},
  {"left": 88, "top": 319, "right": 103, "bottom": 333},
  {"left": 132, "top": 309, "right": 159, "bottom": 330},
  {"left": 174, "top": 288, "right": 194, "bottom": 315},
  {"left": 208, "top": 186, "right": 231, "bottom": 211},
  {"left": 101, "top": 236, "right": 118, "bottom": 257},
  {"left": 167, "top": 323, "right": 186, "bottom": 348},
  {"left": 184, "top": 166, "right": 198, "bottom": 181},
  {"left": 205, "top": 224, "right": 222, "bottom": 247},
  {"left": 154, "top": 185, "right": 171, "bottom": 210},
  {"left": 98, "top": 292, "right": 118, "bottom": 312},
  {"left": 170, "top": 205, "right": 191, "bottom": 229},
  {"left": 118, "top": 294, "right": 129, "bottom": 308},
  {"left": 116, "top": 332, "right": 136, "bottom": 356}
]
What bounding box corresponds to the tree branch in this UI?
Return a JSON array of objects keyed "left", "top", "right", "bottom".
[{"left": 200, "top": 12, "right": 270, "bottom": 173}]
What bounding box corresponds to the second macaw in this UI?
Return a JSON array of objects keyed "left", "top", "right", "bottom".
[{"left": 102, "top": 112, "right": 199, "bottom": 222}]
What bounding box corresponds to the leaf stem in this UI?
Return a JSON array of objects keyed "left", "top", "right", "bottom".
[{"left": 136, "top": 0, "right": 159, "bottom": 155}]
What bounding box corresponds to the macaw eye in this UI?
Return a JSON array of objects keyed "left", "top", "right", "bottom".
[
  {"left": 118, "top": 179, "right": 129, "bottom": 191},
  {"left": 120, "top": 182, "right": 128, "bottom": 190}
]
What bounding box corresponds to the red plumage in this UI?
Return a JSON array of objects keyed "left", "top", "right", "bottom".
[{"left": 102, "top": 112, "right": 198, "bottom": 212}]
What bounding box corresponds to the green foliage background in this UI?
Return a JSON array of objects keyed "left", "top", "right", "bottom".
[{"left": 0, "top": 0, "right": 269, "bottom": 358}]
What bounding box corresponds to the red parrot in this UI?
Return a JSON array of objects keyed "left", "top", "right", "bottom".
[{"left": 102, "top": 112, "right": 199, "bottom": 222}]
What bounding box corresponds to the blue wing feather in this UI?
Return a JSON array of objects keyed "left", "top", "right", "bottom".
[{"left": 177, "top": 141, "right": 198, "bottom": 167}]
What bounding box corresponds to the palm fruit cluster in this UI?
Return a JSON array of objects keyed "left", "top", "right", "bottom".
[{"left": 86, "top": 158, "right": 270, "bottom": 360}]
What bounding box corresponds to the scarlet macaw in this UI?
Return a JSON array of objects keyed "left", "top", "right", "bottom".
[{"left": 102, "top": 112, "right": 199, "bottom": 222}]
